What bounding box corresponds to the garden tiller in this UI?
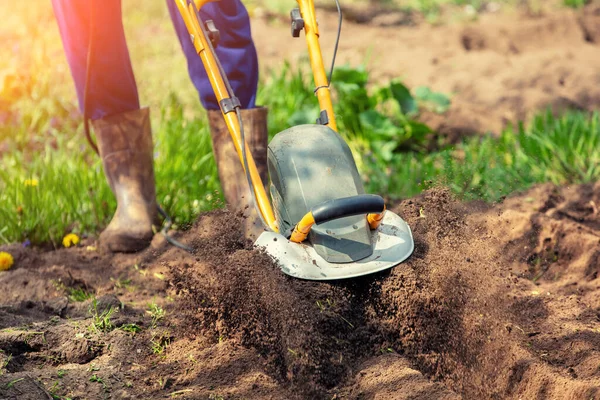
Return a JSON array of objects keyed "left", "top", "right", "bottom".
[{"left": 175, "top": 0, "right": 414, "bottom": 280}]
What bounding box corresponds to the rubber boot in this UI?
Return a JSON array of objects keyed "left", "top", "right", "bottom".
[
  {"left": 92, "top": 107, "right": 158, "bottom": 252},
  {"left": 207, "top": 107, "right": 269, "bottom": 239}
]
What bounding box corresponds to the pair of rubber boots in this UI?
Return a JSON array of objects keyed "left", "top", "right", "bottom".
[{"left": 91, "top": 106, "right": 268, "bottom": 253}]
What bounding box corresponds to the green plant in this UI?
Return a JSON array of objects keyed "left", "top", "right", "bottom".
[
  {"left": 147, "top": 301, "right": 166, "bottom": 328},
  {"left": 48, "top": 381, "right": 62, "bottom": 398},
  {"left": 516, "top": 110, "right": 600, "bottom": 185},
  {"left": 89, "top": 374, "right": 108, "bottom": 392},
  {"left": 151, "top": 333, "right": 171, "bottom": 355},
  {"left": 119, "top": 324, "right": 142, "bottom": 334},
  {"left": 88, "top": 299, "right": 118, "bottom": 333},
  {"left": 4, "top": 378, "right": 24, "bottom": 389},
  {"left": 0, "top": 352, "right": 11, "bottom": 375},
  {"left": 377, "top": 109, "right": 600, "bottom": 202},
  {"left": 111, "top": 277, "right": 132, "bottom": 290},
  {"left": 563, "top": 0, "right": 589, "bottom": 8},
  {"left": 67, "top": 287, "right": 94, "bottom": 302}
]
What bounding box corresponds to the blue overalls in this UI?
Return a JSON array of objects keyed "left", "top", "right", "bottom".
[{"left": 51, "top": 0, "right": 259, "bottom": 120}]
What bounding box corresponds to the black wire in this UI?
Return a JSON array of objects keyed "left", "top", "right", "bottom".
[
  {"left": 314, "top": 0, "right": 342, "bottom": 94},
  {"left": 328, "top": 0, "right": 342, "bottom": 86},
  {"left": 157, "top": 205, "right": 194, "bottom": 252}
]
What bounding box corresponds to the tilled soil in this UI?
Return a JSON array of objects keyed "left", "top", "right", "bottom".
[{"left": 2, "top": 183, "right": 600, "bottom": 399}]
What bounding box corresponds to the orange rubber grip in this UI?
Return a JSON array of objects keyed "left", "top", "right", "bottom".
[
  {"left": 367, "top": 206, "right": 386, "bottom": 229},
  {"left": 290, "top": 212, "right": 316, "bottom": 243}
]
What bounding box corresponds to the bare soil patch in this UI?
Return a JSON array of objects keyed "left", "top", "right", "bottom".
[
  {"left": 252, "top": 2, "right": 600, "bottom": 140},
  {"left": 2, "top": 182, "right": 600, "bottom": 399}
]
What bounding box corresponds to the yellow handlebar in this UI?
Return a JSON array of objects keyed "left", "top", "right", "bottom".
[{"left": 174, "top": 0, "right": 278, "bottom": 231}]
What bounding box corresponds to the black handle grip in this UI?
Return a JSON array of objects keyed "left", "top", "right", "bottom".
[{"left": 311, "top": 194, "right": 385, "bottom": 225}]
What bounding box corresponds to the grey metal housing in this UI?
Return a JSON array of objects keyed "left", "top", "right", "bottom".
[{"left": 267, "top": 124, "right": 373, "bottom": 263}]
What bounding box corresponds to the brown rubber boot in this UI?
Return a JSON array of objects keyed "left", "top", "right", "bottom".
[
  {"left": 207, "top": 107, "right": 269, "bottom": 239},
  {"left": 92, "top": 107, "right": 158, "bottom": 252}
]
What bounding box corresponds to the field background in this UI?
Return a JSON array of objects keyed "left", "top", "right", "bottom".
[{"left": 1, "top": 0, "right": 598, "bottom": 245}]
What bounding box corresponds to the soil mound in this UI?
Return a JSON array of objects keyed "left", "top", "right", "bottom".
[
  {"left": 166, "top": 190, "right": 473, "bottom": 398},
  {"left": 165, "top": 185, "right": 600, "bottom": 399}
]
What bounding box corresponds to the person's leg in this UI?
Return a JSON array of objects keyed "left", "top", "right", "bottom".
[
  {"left": 51, "top": 0, "right": 139, "bottom": 119},
  {"left": 166, "top": 0, "right": 258, "bottom": 110},
  {"left": 52, "top": 0, "right": 158, "bottom": 252},
  {"left": 167, "top": 1, "right": 268, "bottom": 238}
]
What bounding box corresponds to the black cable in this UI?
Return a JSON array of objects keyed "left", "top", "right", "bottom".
[
  {"left": 328, "top": 0, "right": 342, "bottom": 86},
  {"left": 157, "top": 205, "right": 194, "bottom": 252},
  {"left": 314, "top": 0, "right": 343, "bottom": 94}
]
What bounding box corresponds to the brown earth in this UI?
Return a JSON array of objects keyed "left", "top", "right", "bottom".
[
  {"left": 2, "top": 182, "right": 600, "bottom": 399},
  {"left": 3, "top": 4, "right": 600, "bottom": 400},
  {"left": 252, "top": 2, "right": 600, "bottom": 141}
]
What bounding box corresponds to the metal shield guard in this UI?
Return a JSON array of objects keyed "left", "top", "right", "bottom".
[{"left": 254, "top": 211, "right": 414, "bottom": 281}]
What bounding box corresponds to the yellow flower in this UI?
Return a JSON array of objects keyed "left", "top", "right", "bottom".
[
  {"left": 62, "top": 233, "right": 80, "bottom": 248},
  {"left": 24, "top": 179, "right": 39, "bottom": 187},
  {"left": 0, "top": 252, "right": 14, "bottom": 271}
]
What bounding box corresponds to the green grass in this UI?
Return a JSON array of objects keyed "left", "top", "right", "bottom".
[
  {"left": 563, "top": 0, "right": 590, "bottom": 8},
  {"left": 3, "top": 59, "right": 600, "bottom": 245},
  {"left": 88, "top": 299, "right": 118, "bottom": 334},
  {"left": 119, "top": 323, "right": 142, "bottom": 334},
  {"left": 0, "top": 353, "right": 11, "bottom": 375},
  {"left": 51, "top": 280, "right": 95, "bottom": 302},
  {"left": 67, "top": 287, "right": 94, "bottom": 303},
  {"left": 147, "top": 301, "right": 166, "bottom": 328},
  {"left": 150, "top": 332, "right": 171, "bottom": 355},
  {"left": 374, "top": 110, "right": 600, "bottom": 201},
  {"left": 4, "top": 378, "right": 24, "bottom": 389}
]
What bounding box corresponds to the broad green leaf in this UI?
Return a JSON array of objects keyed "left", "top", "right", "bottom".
[
  {"left": 390, "top": 81, "right": 418, "bottom": 115},
  {"left": 414, "top": 86, "right": 451, "bottom": 113},
  {"left": 359, "top": 110, "right": 398, "bottom": 138},
  {"left": 332, "top": 65, "right": 369, "bottom": 87}
]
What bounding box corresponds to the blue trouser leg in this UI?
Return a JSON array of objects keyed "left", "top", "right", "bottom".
[
  {"left": 52, "top": 0, "right": 258, "bottom": 118},
  {"left": 166, "top": 0, "right": 259, "bottom": 110},
  {"left": 51, "top": 0, "right": 140, "bottom": 120}
]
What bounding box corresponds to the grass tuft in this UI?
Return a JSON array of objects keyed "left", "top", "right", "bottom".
[
  {"left": 147, "top": 301, "right": 166, "bottom": 328},
  {"left": 119, "top": 323, "right": 142, "bottom": 334},
  {"left": 88, "top": 298, "right": 118, "bottom": 334},
  {"left": 67, "top": 287, "right": 94, "bottom": 303}
]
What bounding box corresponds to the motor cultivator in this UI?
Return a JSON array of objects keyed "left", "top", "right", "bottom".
[{"left": 175, "top": 0, "right": 414, "bottom": 280}]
